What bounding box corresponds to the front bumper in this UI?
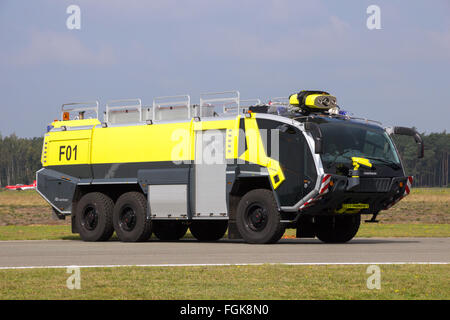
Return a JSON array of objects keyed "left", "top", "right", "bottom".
[{"left": 298, "top": 174, "right": 413, "bottom": 215}]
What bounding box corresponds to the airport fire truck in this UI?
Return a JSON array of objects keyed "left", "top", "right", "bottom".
[{"left": 36, "top": 90, "right": 424, "bottom": 244}]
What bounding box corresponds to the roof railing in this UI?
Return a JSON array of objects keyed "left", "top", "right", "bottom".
[
  {"left": 200, "top": 91, "right": 240, "bottom": 116},
  {"left": 240, "top": 98, "right": 262, "bottom": 106},
  {"left": 61, "top": 101, "right": 99, "bottom": 120},
  {"left": 152, "top": 95, "right": 191, "bottom": 121},
  {"left": 105, "top": 99, "right": 142, "bottom": 123},
  {"left": 268, "top": 96, "right": 289, "bottom": 106}
]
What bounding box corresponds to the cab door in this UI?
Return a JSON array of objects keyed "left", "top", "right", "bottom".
[{"left": 254, "top": 119, "right": 317, "bottom": 207}]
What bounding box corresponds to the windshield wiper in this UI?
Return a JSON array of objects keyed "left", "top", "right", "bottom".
[
  {"left": 363, "top": 156, "right": 401, "bottom": 169},
  {"left": 326, "top": 149, "right": 353, "bottom": 168}
]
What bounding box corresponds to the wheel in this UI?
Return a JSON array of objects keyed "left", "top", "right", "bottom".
[
  {"left": 75, "top": 192, "right": 114, "bottom": 241},
  {"left": 236, "top": 189, "right": 285, "bottom": 244},
  {"left": 113, "top": 192, "right": 152, "bottom": 242},
  {"left": 153, "top": 221, "right": 188, "bottom": 241},
  {"left": 189, "top": 220, "right": 228, "bottom": 241},
  {"left": 315, "top": 214, "right": 361, "bottom": 243}
]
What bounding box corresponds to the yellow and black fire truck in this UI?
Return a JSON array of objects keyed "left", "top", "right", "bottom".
[{"left": 36, "top": 90, "right": 423, "bottom": 244}]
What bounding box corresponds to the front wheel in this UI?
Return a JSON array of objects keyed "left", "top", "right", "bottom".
[
  {"left": 315, "top": 214, "right": 360, "bottom": 243},
  {"left": 236, "top": 189, "right": 285, "bottom": 244}
]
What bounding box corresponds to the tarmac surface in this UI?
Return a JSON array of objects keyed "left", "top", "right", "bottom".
[{"left": 0, "top": 237, "right": 449, "bottom": 268}]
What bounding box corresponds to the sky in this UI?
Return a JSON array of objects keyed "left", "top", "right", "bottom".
[{"left": 0, "top": 0, "right": 449, "bottom": 137}]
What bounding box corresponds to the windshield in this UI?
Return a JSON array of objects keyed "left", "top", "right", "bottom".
[{"left": 319, "top": 121, "right": 400, "bottom": 167}]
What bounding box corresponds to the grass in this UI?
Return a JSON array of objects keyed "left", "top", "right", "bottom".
[
  {"left": 0, "top": 264, "right": 448, "bottom": 300},
  {"left": 0, "top": 190, "right": 47, "bottom": 207},
  {"left": 0, "top": 225, "right": 77, "bottom": 241},
  {"left": 380, "top": 187, "right": 450, "bottom": 224},
  {"left": 0, "top": 223, "right": 449, "bottom": 241}
]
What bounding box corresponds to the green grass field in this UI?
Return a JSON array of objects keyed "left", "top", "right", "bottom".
[
  {"left": 0, "top": 223, "right": 449, "bottom": 241},
  {"left": 0, "top": 264, "right": 448, "bottom": 300}
]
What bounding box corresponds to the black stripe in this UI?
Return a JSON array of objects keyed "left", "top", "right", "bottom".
[
  {"left": 46, "top": 161, "right": 191, "bottom": 180},
  {"left": 44, "top": 164, "right": 91, "bottom": 179}
]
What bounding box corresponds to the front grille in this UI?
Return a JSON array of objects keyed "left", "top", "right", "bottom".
[{"left": 355, "top": 178, "right": 391, "bottom": 192}]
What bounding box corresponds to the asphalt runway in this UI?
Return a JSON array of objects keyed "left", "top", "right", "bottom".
[{"left": 0, "top": 237, "right": 449, "bottom": 269}]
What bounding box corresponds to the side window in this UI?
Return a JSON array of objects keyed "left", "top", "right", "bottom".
[{"left": 279, "top": 125, "right": 303, "bottom": 172}]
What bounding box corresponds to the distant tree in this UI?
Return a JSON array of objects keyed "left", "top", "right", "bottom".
[
  {"left": 393, "top": 131, "right": 449, "bottom": 187},
  {"left": 0, "top": 134, "right": 43, "bottom": 186}
]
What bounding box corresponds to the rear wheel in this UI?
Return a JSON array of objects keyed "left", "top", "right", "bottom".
[
  {"left": 315, "top": 214, "right": 360, "bottom": 243},
  {"left": 75, "top": 192, "right": 114, "bottom": 242},
  {"left": 113, "top": 192, "right": 152, "bottom": 242},
  {"left": 153, "top": 221, "right": 188, "bottom": 241},
  {"left": 189, "top": 220, "right": 228, "bottom": 241},
  {"left": 236, "top": 189, "right": 285, "bottom": 244}
]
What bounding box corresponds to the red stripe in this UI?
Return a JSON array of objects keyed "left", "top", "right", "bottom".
[
  {"left": 322, "top": 174, "right": 331, "bottom": 183},
  {"left": 320, "top": 184, "right": 329, "bottom": 194}
]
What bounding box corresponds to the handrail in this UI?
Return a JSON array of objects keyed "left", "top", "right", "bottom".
[
  {"left": 269, "top": 96, "right": 289, "bottom": 106},
  {"left": 61, "top": 101, "right": 99, "bottom": 120},
  {"left": 240, "top": 99, "right": 262, "bottom": 106},
  {"left": 200, "top": 91, "right": 240, "bottom": 116},
  {"left": 105, "top": 98, "right": 142, "bottom": 123},
  {"left": 152, "top": 95, "right": 191, "bottom": 120}
]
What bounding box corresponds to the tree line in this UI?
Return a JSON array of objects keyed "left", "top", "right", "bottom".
[
  {"left": 0, "top": 134, "right": 43, "bottom": 187},
  {"left": 0, "top": 131, "right": 448, "bottom": 187},
  {"left": 393, "top": 131, "right": 449, "bottom": 187}
]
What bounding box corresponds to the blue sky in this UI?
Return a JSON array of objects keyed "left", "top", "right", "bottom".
[{"left": 0, "top": 0, "right": 449, "bottom": 137}]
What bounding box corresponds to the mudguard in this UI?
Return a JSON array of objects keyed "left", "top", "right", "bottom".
[{"left": 36, "top": 168, "right": 78, "bottom": 214}]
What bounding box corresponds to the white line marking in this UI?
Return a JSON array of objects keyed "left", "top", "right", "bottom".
[{"left": 0, "top": 262, "right": 448, "bottom": 270}]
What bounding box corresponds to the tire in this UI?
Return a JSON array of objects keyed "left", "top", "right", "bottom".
[
  {"left": 113, "top": 192, "right": 152, "bottom": 242},
  {"left": 153, "top": 221, "right": 188, "bottom": 241},
  {"left": 189, "top": 220, "right": 228, "bottom": 241},
  {"left": 236, "top": 189, "right": 285, "bottom": 244},
  {"left": 315, "top": 214, "right": 361, "bottom": 243},
  {"left": 75, "top": 192, "right": 114, "bottom": 242}
]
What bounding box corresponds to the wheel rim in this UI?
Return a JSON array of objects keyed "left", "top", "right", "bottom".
[
  {"left": 81, "top": 205, "right": 98, "bottom": 231},
  {"left": 245, "top": 202, "right": 268, "bottom": 232},
  {"left": 119, "top": 206, "right": 137, "bottom": 232}
]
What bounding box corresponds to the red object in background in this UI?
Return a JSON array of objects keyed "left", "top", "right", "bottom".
[{"left": 4, "top": 180, "right": 36, "bottom": 191}]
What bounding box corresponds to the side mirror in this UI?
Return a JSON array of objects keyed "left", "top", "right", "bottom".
[
  {"left": 393, "top": 126, "right": 424, "bottom": 159},
  {"left": 304, "top": 122, "right": 323, "bottom": 154}
]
